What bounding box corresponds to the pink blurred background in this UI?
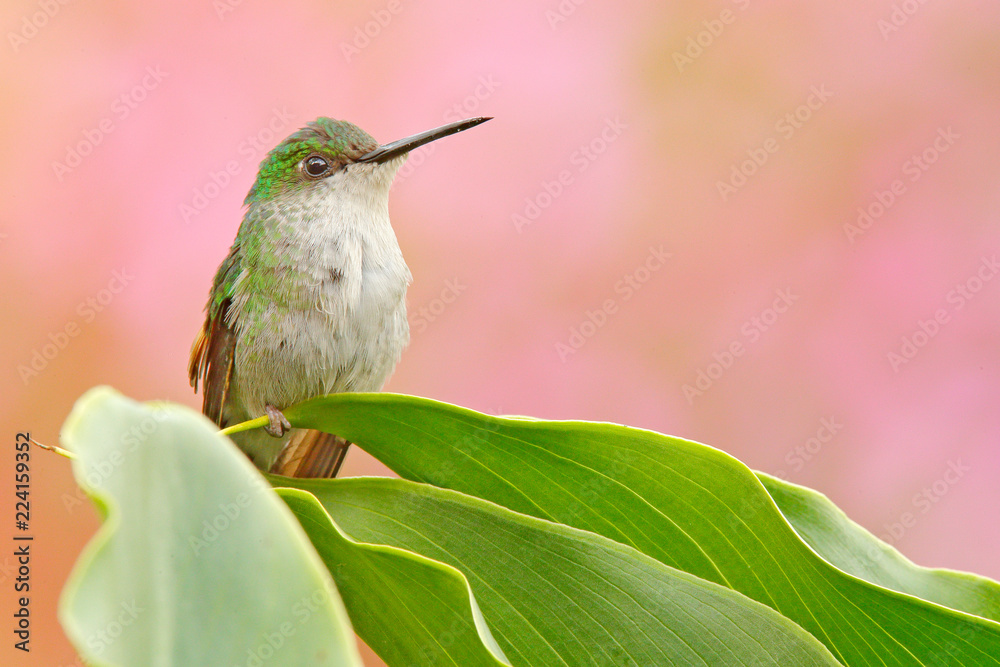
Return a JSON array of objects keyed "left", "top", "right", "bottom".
[{"left": 2, "top": 0, "right": 999, "bottom": 664}]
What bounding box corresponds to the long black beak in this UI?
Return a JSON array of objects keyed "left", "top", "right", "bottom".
[{"left": 357, "top": 117, "right": 492, "bottom": 164}]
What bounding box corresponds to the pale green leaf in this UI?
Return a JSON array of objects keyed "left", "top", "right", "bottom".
[{"left": 58, "top": 387, "right": 362, "bottom": 667}]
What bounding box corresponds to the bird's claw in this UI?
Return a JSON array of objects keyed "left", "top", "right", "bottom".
[{"left": 264, "top": 404, "right": 292, "bottom": 438}]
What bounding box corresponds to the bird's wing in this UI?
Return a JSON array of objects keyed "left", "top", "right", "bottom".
[
  {"left": 189, "top": 240, "right": 351, "bottom": 479},
  {"left": 271, "top": 430, "right": 352, "bottom": 479},
  {"left": 190, "top": 246, "right": 243, "bottom": 425},
  {"left": 188, "top": 297, "right": 237, "bottom": 426}
]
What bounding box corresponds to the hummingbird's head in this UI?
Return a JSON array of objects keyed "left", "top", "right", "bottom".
[{"left": 244, "top": 116, "right": 491, "bottom": 206}]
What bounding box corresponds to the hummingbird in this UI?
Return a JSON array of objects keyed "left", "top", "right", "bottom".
[{"left": 190, "top": 115, "right": 491, "bottom": 478}]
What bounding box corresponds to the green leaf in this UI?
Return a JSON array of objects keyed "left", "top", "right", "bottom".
[
  {"left": 759, "top": 472, "right": 1000, "bottom": 623},
  {"left": 58, "top": 387, "right": 362, "bottom": 667},
  {"left": 283, "top": 392, "right": 1000, "bottom": 666},
  {"left": 274, "top": 486, "right": 510, "bottom": 667},
  {"left": 280, "top": 476, "right": 842, "bottom": 666}
]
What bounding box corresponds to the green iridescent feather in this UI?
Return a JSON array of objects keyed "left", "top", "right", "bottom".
[{"left": 244, "top": 118, "right": 378, "bottom": 204}]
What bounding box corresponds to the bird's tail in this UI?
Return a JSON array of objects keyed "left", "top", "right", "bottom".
[{"left": 270, "top": 429, "right": 352, "bottom": 478}]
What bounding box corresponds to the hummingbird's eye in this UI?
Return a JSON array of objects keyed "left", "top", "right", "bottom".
[{"left": 303, "top": 155, "right": 331, "bottom": 178}]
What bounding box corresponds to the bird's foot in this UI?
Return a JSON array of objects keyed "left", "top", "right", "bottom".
[{"left": 263, "top": 404, "right": 292, "bottom": 438}]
